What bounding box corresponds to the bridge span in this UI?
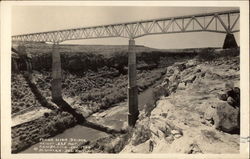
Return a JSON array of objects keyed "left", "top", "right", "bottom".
[
  {"left": 12, "top": 9, "right": 239, "bottom": 42},
  {"left": 12, "top": 9, "right": 240, "bottom": 126}
]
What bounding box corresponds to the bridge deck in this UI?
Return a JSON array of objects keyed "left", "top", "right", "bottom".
[{"left": 12, "top": 9, "right": 240, "bottom": 43}]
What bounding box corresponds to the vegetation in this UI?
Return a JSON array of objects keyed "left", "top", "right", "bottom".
[
  {"left": 11, "top": 74, "right": 43, "bottom": 114},
  {"left": 41, "top": 111, "right": 77, "bottom": 136},
  {"left": 11, "top": 110, "right": 77, "bottom": 153},
  {"left": 12, "top": 42, "right": 222, "bottom": 153},
  {"left": 196, "top": 47, "right": 239, "bottom": 62}
]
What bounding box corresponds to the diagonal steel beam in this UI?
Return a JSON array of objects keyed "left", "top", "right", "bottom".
[{"left": 12, "top": 9, "right": 239, "bottom": 42}]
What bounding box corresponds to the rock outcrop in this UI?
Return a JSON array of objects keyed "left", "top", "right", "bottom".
[{"left": 122, "top": 49, "right": 240, "bottom": 153}]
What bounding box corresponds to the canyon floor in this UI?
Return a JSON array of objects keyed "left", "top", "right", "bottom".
[{"left": 11, "top": 47, "right": 240, "bottom": 154}]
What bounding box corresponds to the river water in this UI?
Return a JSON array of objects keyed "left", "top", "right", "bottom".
[{"left": 21, "top": 77, "right": 163, "bottom": 153}]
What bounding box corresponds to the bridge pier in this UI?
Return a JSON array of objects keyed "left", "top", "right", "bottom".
[
  {"left": 51, "top": 43, "right": 62, "bottom": 101},
  {"left": 223, "top": 33, "right": 238, "bottom": 49},
  {"left": 17, "top": 45, "right": 32, "bottom": 79},
  {"left": 128, "top": 39, "right": 139, "bottom": 127}
]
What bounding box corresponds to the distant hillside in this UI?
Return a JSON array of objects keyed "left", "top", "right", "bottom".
[
  {"left": 12, "top": 41, "right": 222, "bottom": 57},
  {"left": 12, "top": 41, "right": 161, "bottom": 57},
  {"left": 160, "top": 47, "right": 222, "bottom": 53}
]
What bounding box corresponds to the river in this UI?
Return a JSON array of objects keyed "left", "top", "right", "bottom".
[{"left": 21, "top": 77, "right": 163, "bottom": 153}]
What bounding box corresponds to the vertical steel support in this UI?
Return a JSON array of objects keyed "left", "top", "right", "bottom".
[
  {"left": 228, "top": 13, "right": 231, "bottom": 31},
  {"left": 51, "top": 43, "right": 62, "bottom": 101},
  {"left": 128, "top": 39, "right": 139, "bottom": 127}
]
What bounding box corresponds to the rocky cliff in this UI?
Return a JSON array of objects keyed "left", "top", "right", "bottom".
[{"left": 122, "top": 48, "right": 240, "bottom": 153}]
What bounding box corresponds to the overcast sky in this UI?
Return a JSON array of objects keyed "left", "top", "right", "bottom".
[{"left": 12, "top": 6, "right": 239, "bottom": 49}]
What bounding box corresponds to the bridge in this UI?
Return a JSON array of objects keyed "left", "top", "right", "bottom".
[{"left": 12, "top": 9, "right": 240, "bottom": 126}]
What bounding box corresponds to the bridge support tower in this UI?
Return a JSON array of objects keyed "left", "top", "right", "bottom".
[
  {"left": 17, "top": 44, "right": 32, "bottom": 79},
  {"left": 51, "top": 43, "right": 62, "bottom": 101},
  {"left": 128, "top": 39, "right": 139, "bottom": 127},
  {"left": 223, "top": 33, "right": 238, "bottom": 49}
]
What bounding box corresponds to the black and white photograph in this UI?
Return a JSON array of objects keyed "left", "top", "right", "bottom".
[{"left": 1, "top": 1, "right": 249, "bottom": 159}]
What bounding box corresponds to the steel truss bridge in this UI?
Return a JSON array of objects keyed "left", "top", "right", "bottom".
[
  {"left": 12, "top": 9, "right": 240, "bottom": 127},
  {"left": 12, "top": 9, "right": 239, "bottom": 43}
]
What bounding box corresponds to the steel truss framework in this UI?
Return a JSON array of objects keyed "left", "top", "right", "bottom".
[{"left": 12, "top": 10, "right": 240, "bottom": 43}]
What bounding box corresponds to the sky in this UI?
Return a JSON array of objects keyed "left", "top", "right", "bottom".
[{"left": 12, "top": 6, "right": 239, "bottom": 49}]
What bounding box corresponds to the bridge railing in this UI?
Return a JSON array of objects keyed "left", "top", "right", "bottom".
[{"left": 12, "top": 9, "right": 239, "bottom": 43}]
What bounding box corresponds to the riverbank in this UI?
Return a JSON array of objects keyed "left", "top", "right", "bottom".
[
  {"left": 48, "top": 48, "right": 240, "bottom": 154},
  {"left": 11, "top": 43, "right": 239, "bottom": 153},
  {"left": 11, "top": 66, "right": 167, "bottom": 153},
  {"left": 122, "top": 48, "right": 240, "bottom": 153}
]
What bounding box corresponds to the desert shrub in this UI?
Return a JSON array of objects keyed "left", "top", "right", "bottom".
[
  {"left": 62, "top": 116, "right": 75, "bottom": 127},
  {"left": 19, "top": 135, "right": 26, "bottom": 141},
  {"left": 41, "top": 112, "right": 77, "bottom": 136},
  {"left": 196, "top": 48, "right": 239, "bottom": 63},
  {"left": 61, "top": 111, "right": 70, "bottom": 117},
  {"left": 44, "top": 121, "right": 57, "bottom": 135},
  {"left": 13, "top": 107, "right": 20, "bottom": 113},
  {"left": 44, "top": 112, "right": 49, "bottom": 118},
  {"left": 217, "top": 48, "right": 240, "bottom": 57},
  {"left": 54, "top": 119, "right": 66, "bottom": 132},
  {"left": 152, "top": 86, "right": 169, "bottom": 102},
  {"left": 109, "top": 51, "right": 128, "bottom": 74}
]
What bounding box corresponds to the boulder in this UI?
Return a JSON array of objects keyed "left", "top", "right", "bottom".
[
  {"left": 176, "top": 63, "right": 186, "bottom": 71},
  {"left": 166, "top": 66, "right": 175, "bottom": 77},
  {"left": 218, "top": 87, "right": 240, "bottom": 107},
  {"left": 186, "top": 59, "right": 198, "bottom": 68},
  {"left": 233, "top": 87, "right": 240, "bottom": 94},
  {"left": 227, "top": 96, "right": 237, "bottom": 107},
  {"left": 163, "top": 133, "right": 202, "bottom": 154},
  {"left": 213, "top": 102, "right": 240, "bottom": 133},
  {"left": 218, "top": 93, "right": 228, "bottom": 101},
  {"left": 149, "top": 99, "right": 180, "bottom": 145},
  {"left": 177, "top": 82, "right": 186, "bottom": 90},
  {"left": 226, "top": 87, "right": 240, "bottom": 107},
  {"left": 183, "top": 75, "right": 196, "bottom": 85},
  {"left": 204, "top": 101, "right": 240, "bottom": 133},
  {"left": 121, "top": 140, "right": 152, "bottom": 153}
]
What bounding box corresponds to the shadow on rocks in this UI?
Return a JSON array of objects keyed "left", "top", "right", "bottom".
[
  {"left": 52, "top": 98, "right": 86, "bottom": 123},
  {"left": 53, "top": 98, "right": 127, "bottom": 135}
]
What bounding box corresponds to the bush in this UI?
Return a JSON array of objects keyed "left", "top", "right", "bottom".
[
  {"left": 44, "top": 122, "right": 57, "bottom": 135},
  {"left": 152, "top": 86, "right": 169, "bottom": 102},
  {"left": 44, "top": 112, "right": 49, "bottom": 118},
  {"left": 54, "top": 119, "right": 66, "bottom": 132},
  {"left": 196, "top": 48, "right": 239, "bottom": 63}
]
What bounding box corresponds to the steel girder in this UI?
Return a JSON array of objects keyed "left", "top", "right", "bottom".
[{"left": 12, "top": 9, "right": 240, "bottom": 43}]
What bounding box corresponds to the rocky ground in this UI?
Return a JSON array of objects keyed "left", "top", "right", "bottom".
[
  {"left": 62, "top": 48, "right": 240, "bottom": 154},
  {"left": 11, "top": 74, "right": 44, "bottom": 115},
  {"left": 11, "top": 46, "right": 240, "bottom": 154},
  {"left": 11, "top": 109, "right": 77, "bottom": 153},
  {"left": 31, "top": 67, "right": 166, "bottom": 117},
  {"left": 11, "top": 67, "right": 166, "bottom": 153},
  {"left": 121, "top": 48, "right": 240, "bottom": 153}
]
